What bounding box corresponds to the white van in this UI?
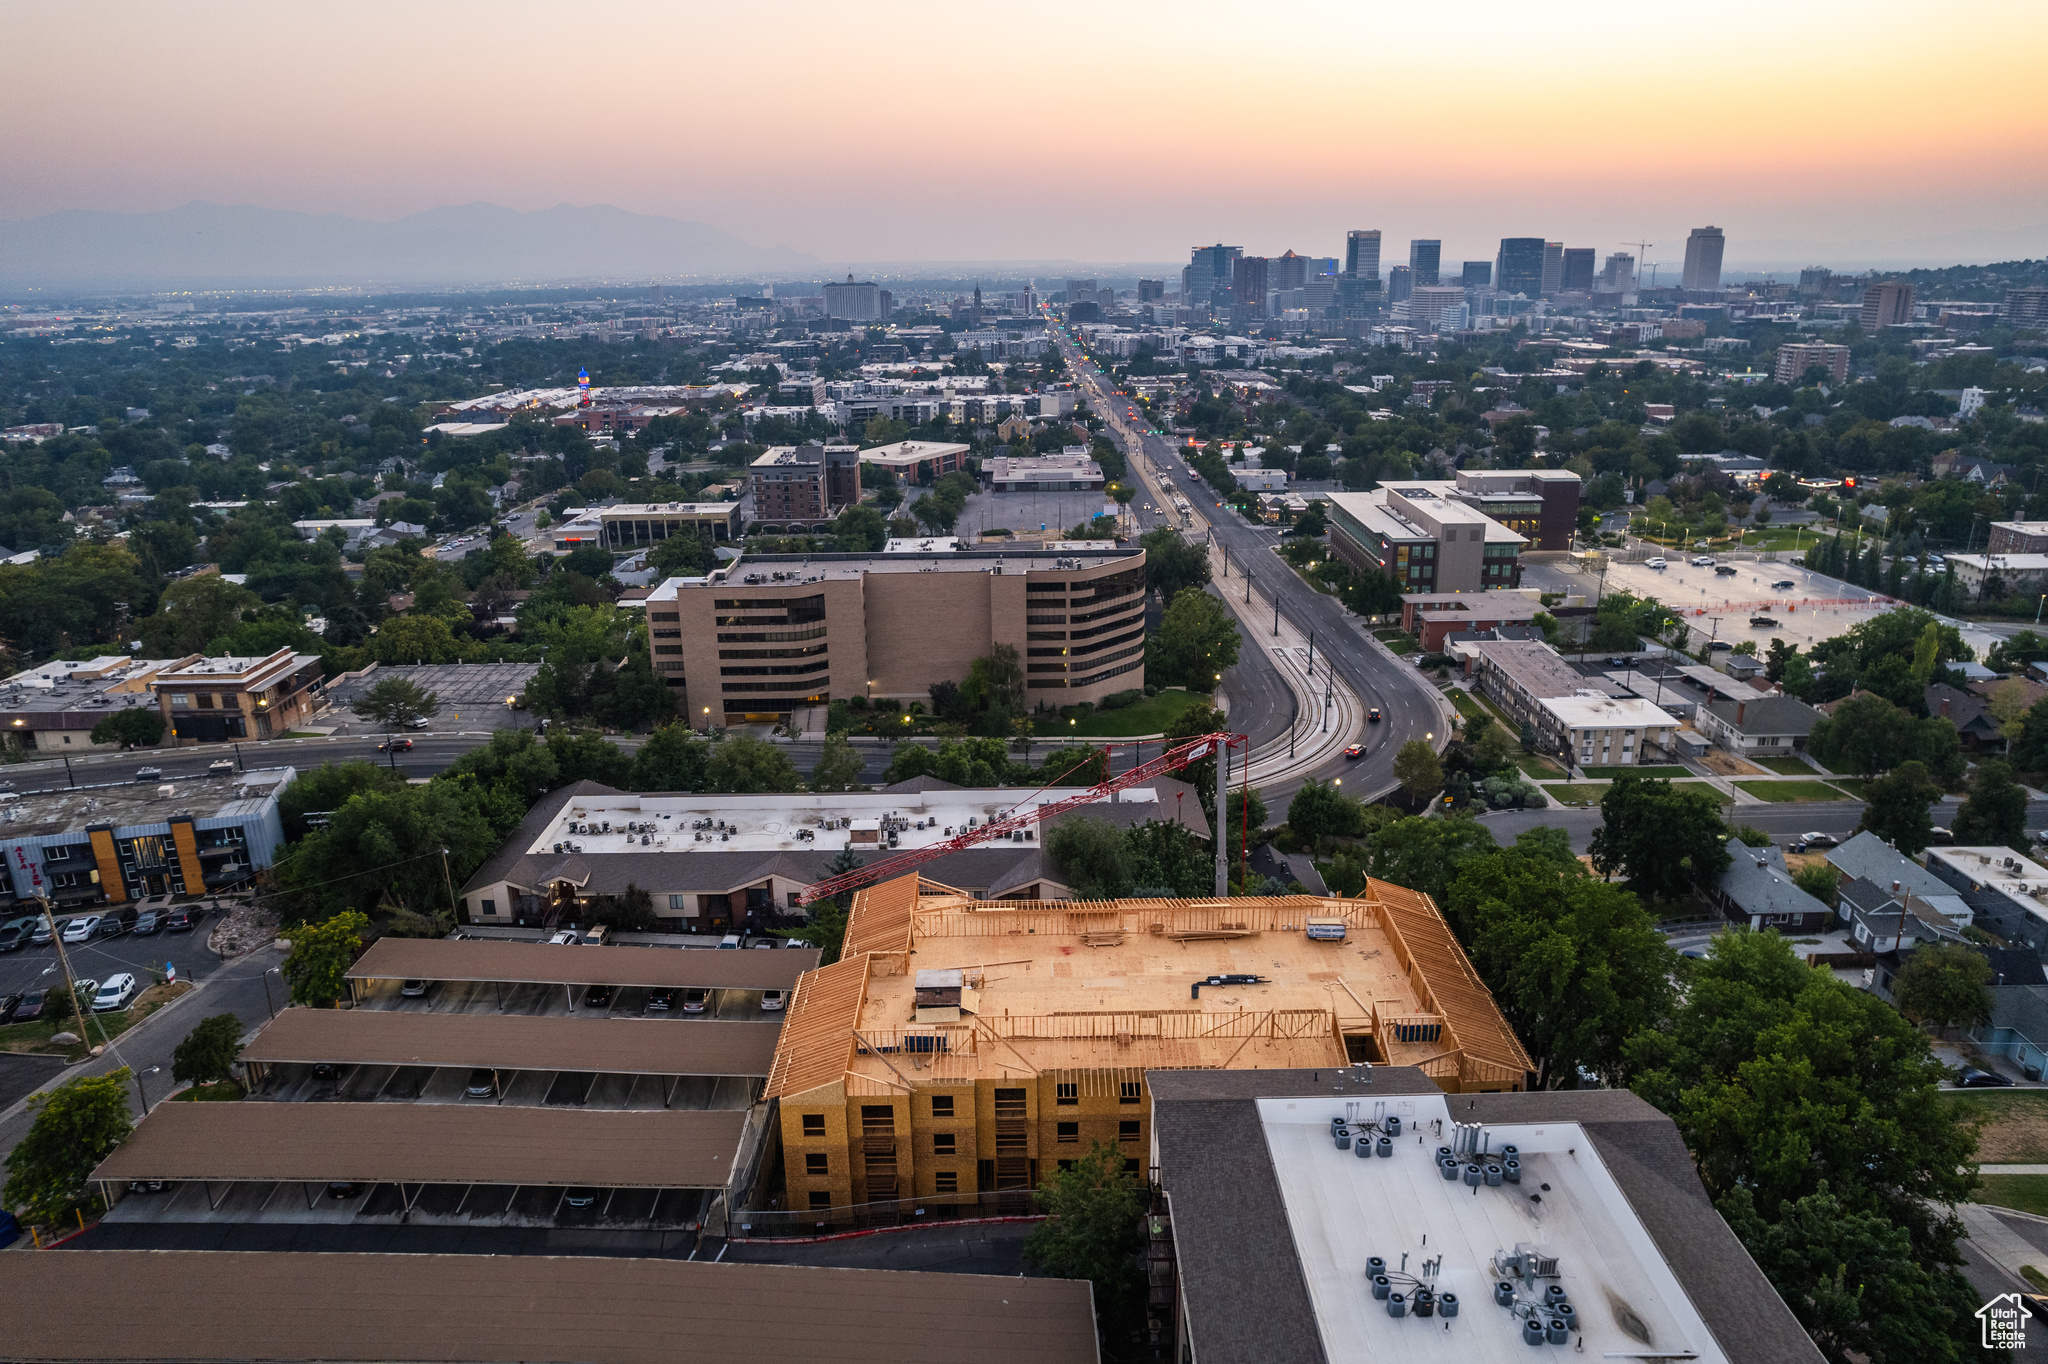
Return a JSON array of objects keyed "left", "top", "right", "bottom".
[{"left": 718, "top": 933, "right": 742, "bottom": 949}]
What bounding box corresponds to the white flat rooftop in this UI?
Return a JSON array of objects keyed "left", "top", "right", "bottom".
[
  {"left": 1257, "top": 1093, "right": 1730, "bottom": 1363},
  {"left": 532, "top": 787, "right": 1180, "bottom": 858}
]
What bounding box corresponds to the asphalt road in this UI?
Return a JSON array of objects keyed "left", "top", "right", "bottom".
[{"left": 1053, "top": 329, "right": 1446, "bottom": 812}]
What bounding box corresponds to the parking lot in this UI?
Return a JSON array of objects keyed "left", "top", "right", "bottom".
[
  {"left": 258, "top": 1061, "right": 755, "bottom": 1112},
  {"left": 954, "top": 489, "right": 1121, "bottom": 538},
  {"left": 110, "top": 1178, "right": 712, "bottom": 1231},
  {"left": 354, "top": 975, "right": 783, "bottom": 1022},
  {"left": 0, "top": 906, "right": 230, "bottom": 1014}
]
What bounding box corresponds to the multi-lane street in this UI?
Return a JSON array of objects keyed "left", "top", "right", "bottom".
[{"left": 1048, "top": 324, "right": 1451, "bottom": 814}]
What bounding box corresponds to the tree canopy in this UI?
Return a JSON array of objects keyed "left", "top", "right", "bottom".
[{"left": 1587, "top": 773, "right": 1731, "bottom": 900}]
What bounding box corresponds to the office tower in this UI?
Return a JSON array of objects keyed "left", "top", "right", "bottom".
[
  {"left": 1186, "top": 244, "right": 1241, "bottom": 306},
  {"left": 1681, "top": 227, "right": 1726, "bottom": 293},
  {"left": 1270, "top": 250, "right": 1311, "bottom": 292},
  {"left": 1600, "top": 253, "right": 1637, "bottom": 291},
  {"left": 1409, "top": 285, "right": 1468, "bottom": 329},
  {"left": 823, "top": 276, "right": 885, "bottom": 320},
  {"left": 1345, "top": 230, "right": 1382, "bottom": 281},
  {"left": 1541, "top": 241, "right": 1565, "bottom": 295},
  {"left": 1408, "top": 240, "right": 1441, "bottom": 287},
  {"left": 1336, "top": 273, "right": 1382, "bottom": 317},
  {"left": 1495, "top": 238, "right": 1546, "bottom": 296},
  {"left": 1064, "top": 278, "right": 1097, "bottom": 305},
  {"left": 1560, "top": 248, "right": 1595, "bottom": 293},
  {"left": 1461, "top": 261, "right": 1492, "bottom": 288},
  {"left": 1860, "top": 281, "right": 1915, "bottom": 329},
  {"left": 1232, "top": 256, "right": 1269, "bottom": 319},
  {"left": 1796, "top": 267, "right": 1833, "bottom": 298},
  {"left": 2008, "top": 287, "right": 2048, "bottom": 328},
  {"left": 1137, "top": 279, "right": 1164, "bottom": 303},
  {"left": 1387, "top": 265, "right": 1413, "bottom": 304}
]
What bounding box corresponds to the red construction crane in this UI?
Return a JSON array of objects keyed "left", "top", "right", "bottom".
[{"left": 794, "top": 731, "right": 1247, "bottom": 906}]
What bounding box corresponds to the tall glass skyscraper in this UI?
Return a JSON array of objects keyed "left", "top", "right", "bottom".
[
  {"left": 1407, "top": 240, "right": 1441, "bottom": 287},
  {"left": 1344, "top": 230, "right": 1382, "bottom": 280},
  {"left": 1495, "top": 238, "right": 1547, "bottom": 296}
]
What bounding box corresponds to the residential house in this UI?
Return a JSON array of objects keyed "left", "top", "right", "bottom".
[
  {"left": 1824, "top": 830, "right": 1953, "bottom": 901},
  {"left": 1715, "top": 844, "right": 1833, "bottom": 933},
  {"left": 1839, "top": 874, "right": 1974, "bottom": 1004},
  {"left": 1695, "top": 694, "right": 1820, "bottom": 756},
  {"left": 1926, "top": 681, "right": 2005, "bottom": 750},
  {"left": 1967, "top": 954, "right": 2048, "bottom": 1078}
]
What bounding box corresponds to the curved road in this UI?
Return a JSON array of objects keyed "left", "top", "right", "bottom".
[{"left": 1051, "top": 325, "right": 1451, "bottom": 813}]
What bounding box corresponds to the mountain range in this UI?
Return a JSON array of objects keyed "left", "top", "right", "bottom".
[{"left": 0, "top": 201, "right": 816, "bottom": 290}]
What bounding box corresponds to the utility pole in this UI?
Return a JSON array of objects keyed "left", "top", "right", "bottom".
[
  {"left": 441, "top": 847, "right": 459, "bottom": 925},
  {"left": 1213, "top": 739, "right": 1230, "bottom": 897}
]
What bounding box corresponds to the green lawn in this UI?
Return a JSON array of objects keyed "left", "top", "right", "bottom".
[
  {"left": 1581, "top": 765, "right": 1690, "bottom": 778},
  {"left": 1073, "top": 689, "right": 1213, "bottom": 738},
  {"left": 1515, "top": 753, "right": 1565, "bottom": 779},
  {"left": 1380, "top": 637, "right": 1417, "bottom": 656},
  {"left": 1750, "top": 755, "right": 1822, "bottom": 776},
  {"left": 1447, "top": 690, "right": 1485, "bottom": 720},
  {"left": 1828, "top": 778, "right": 1868, "bottom": 800},
  {"left": 1944, "top": 1090, "right": 2048, "bottom": 1163},
  {"left": 1975, "top": 1175, "right": 2048, "bottom": 1217},
  {"left": 1734, "top": 779, "right": 1856, "bottom": 803},
  {"left": 0, "top": 981, "right": 191, "bottom": 1061},
  {"left": 1544, "top": 783, "right": 1612, "bottom": 805}
]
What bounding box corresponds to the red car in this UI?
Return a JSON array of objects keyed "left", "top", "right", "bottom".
[{"left": 1344, "top": 743, "right": 1366, "bottom": 759}]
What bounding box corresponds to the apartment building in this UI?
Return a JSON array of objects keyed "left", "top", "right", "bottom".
[
  {"left": 1468, "top": 639, "right": 1676, "bottom": 761},
  {"left": 1860, "top": 281, "right": 1916, "bottom": 329},
  {"left": 748, "top": 444, "right": 859, "bottom": 528},
  {"left": 1774, "top": 342, "right": 1850, "bottom": 385},
  {"left": 1986, "top": 520, "right": 2048, "bottom": 554},
  {"left": 152, "top": 648, "right": 325, "bottom": 744},
  {"left": 767, "top": 873, "right": 1531, "bottom": 1214},
  {"left": 0, "top": 766, "right": 291, "bottom": 908},
  {"left": 0, "top": 655, "right": 199, "bottom": 753},
  {"left": 646, "top": 546, "right": 1146, "bottom": 723},
  {"left": 1326, "top": 485, "right": 1527, "bottom": 591}
]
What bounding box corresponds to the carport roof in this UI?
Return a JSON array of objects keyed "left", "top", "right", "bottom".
[
  {"left": 243, "top": 1006, "right": 783, "bottom": 1078},
  {"left": 348, "top": 936, "right": 819, "bottom": 989},
  {"left": 92, "top": 1103, "right": 747, "bottom": 1188},
  {"left": 0, "top": 1251, "right": 1101, "bottom": 1364}
]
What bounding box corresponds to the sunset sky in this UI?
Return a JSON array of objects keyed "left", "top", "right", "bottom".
[{"left": 5, "top": 0, "right": 2044, "bottom": 268}]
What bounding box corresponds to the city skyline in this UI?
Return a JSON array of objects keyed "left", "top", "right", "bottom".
[{"left": 2, "top": 0, "right": 2043, "bottom": 273}]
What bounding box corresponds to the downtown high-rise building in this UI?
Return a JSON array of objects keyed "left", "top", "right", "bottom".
[
  {"left": 1540, "top": 241, "right": 1565, "bottom": 295},
  {"left": 1387, "top": 265, "right": 1413, "bottom": 304},
  {"left": 1600, "top": 253, "right": 1637, "bottom": 292},
  {"left": 1797, "top": 267, "right": 1833, "bottom": 298},
  {"left": 1270, "top": 250, "right": 1312, "bottom": 292},
  {"left": 1560, "top": 248, "right": 1595, "bottom": 293},
  {"left": 1681, "top": 227, "right": 1726, "bottom": 292},
  {"left": 1184, "top": 244, "right": 1242, "bottom": 307},
  {"left": 1408, "top": 239, "right": 1441, "bottom": 287},
  {"left": 1461, "top": 261, "right": 1492, "bottom": 288},
  {"left": 1495, "top": 238, "right": 1547, "bottom": 296},
  {"left": 1860, "top": 281, "right": 1915, "bottom": 329},
  {"left": 1345, "top": 230, "right": 1382, "bottom": 280},
  {"left": 823, "top": 276, "right": 886, "bottom": 320},
  {"left": 1137, "top": 279, "right": 1164, "bottom": 302},
  {"left": 1233, "top": 256, "right": 1270, "bottom": 319}
]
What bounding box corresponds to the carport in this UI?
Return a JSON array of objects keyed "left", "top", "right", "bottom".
[
  {"left": 92, "top": 1102, "right": 747, "bottom": 1225},
  {"left": 239, "top": 1007, "right": 782, "bottom": 1108},
  {"left": 345, "top": 937, "right": 819, "bottom": 1011}
]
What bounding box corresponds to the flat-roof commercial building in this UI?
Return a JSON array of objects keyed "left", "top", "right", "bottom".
[
  {"left": 1327, "top": 487, "right": 1526, "bottom": 593},
  {"left": 856, "top": 439, "right": 970, "bottom": 484},
  {"left": 1923, "top": 844, "right": 2048, "bottom": 953},
  {"left": 0, "top": 765, "right": 290, "bottom": 908},
  {"left": 1439, "top": 468, "right": 1581, "bottom": 551},
  {"left": 766, "top": 874, "right": 1531, "bottom": 1220},
  {"left": 457, "top": 777, "right": 1207, "bottom": 932},
  {"left": 1149, "top": 1069, "right": 1823, "bottom": 1364},
  {"left": 1468, "top": 639, "right": 1651, "bottom": 757},
  {"left": 1987, "top": 520, "right": 2048, "bottom": 555},
  {"left": 0, "top": 654, "right": 198, "bottom": 753},
  {"left": 1399, "top": 593, "right": 1547, "bottom": 652},
  {"left": 645, "top": 546, "right": 1146, "bottom": 723},
  {"left": 1540, "top": 693, "right": 1681, "bottom": 769},
  {"left": 1, "top": 1252, "right": 1102, "bottom": 1364},
  {"left": 152, "top": 647, "right": 325, "bottom": 745},
  {"left": 988, "top": 452, "right": 1105, "bottom": 492},
  {"left": 591, "top": 501, "right": 746, "bottom": 549}
]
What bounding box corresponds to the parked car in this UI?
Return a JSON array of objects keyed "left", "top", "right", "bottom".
[
  {"left": 378, "top": 738, "right": 413, "bottom": 753},
  {"left": 718, "top": 934, "right": 741, "bottom": 949},
  {"left": 1645, "top": 557, "right": 1667, "bottom": 569},
  {"left": 1690, "top": 555, "right": 1715, "bottom": 567},
  {"left": 310, "top": 1063, "right": 339, "bottom": 1082},
  {"left": 464, "top": 1069, "right": 497, "bottom": 1099},
  {"left": 326, "top": 1182, "right": 363, "bottom": 1199},
  {"left": 0, "top": 992, "right": 22, "bottom": 1024},
  {"left": 1797, "top": 831, "right": 1840, "bottom": 849},
  {"left": 1957, "top": 1067, "right": 2016, "bottom": 1088},
  {"left": 97, "top": 908, "right": 136, "bottom": 938},
  {"left": 1927, "top": 826, "right": 1954, "bottom": 845},
  {"left": 681, "top": 988, "right": 708, "bottom": 1014},
  {"left": 582, "top": 985, "right": 613, "bottom": 1009},
  {"left": 578, "top": 924, "right": 609, "bottom": 947},
  {"left": 132, "top": 909, "right": 165, "bottom": 936},
  {"left": 1605, "top": 656, "right": 1631, "bottom": 667},
  {"left": 128, "top": 1180, "right": 170, "bottom": 1194},
  {"left": 400, "top": 979, "right": 431, "bottom": 997},
  {"left": 163, "top": 909, "right": 195, "bottom": 933},
  {"left": 645, "top": 988, "right": 674, "bottom": 1013},
  {"left": 208, "top": 759, "right": 235, "bottom": 775},
  {"left": 11, "top": 988, "right": 47, "bottom": 1023},
  {"left": 62, "top": 915, "right": 101, "bottom": 944},
  {"left": 1771, "top": 579, "right": 1795, "bottom": 590},
  {"left": 547, "top": 930, "right": 578, "bottom": 945},
  {"left": 751, "top": 940, "right": 777, "bottom": 949},
  {"left": 783, "top": 939, "right": 813, "bottom": 950},
  {"left": 761, "top": 989, "right": 787, "bottom": 1013},
  {"left": 1706, "top": 640, "right": 1733, "bottom": 651},
  {"left": 93, "top": 974, "right": 139, "bottom": 1012},
  {"left": 1343, "top": 743, "right": 1366, "bottom": 759},
  {"left": 0, "top": 917, "right": 36, "bottom": 951},
  {"left": 68, "top": 979, "right": 100, "bottom": 1010},
  {"left": 134, "top": 767, "right": 163, "bottom": 781},
  {"left": 30, "top": 919, "right": 55, "bottom": 946},
  {"left": 406, "top": 716, "right": 432, "bottom": 729},
  {"left": 563, "top": 1187, "right": 598, "bottom": 1208}
]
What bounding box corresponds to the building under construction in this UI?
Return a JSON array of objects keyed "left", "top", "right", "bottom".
[{"left": 765, "top": 873, "right": 1531, "bottom": 1217}]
